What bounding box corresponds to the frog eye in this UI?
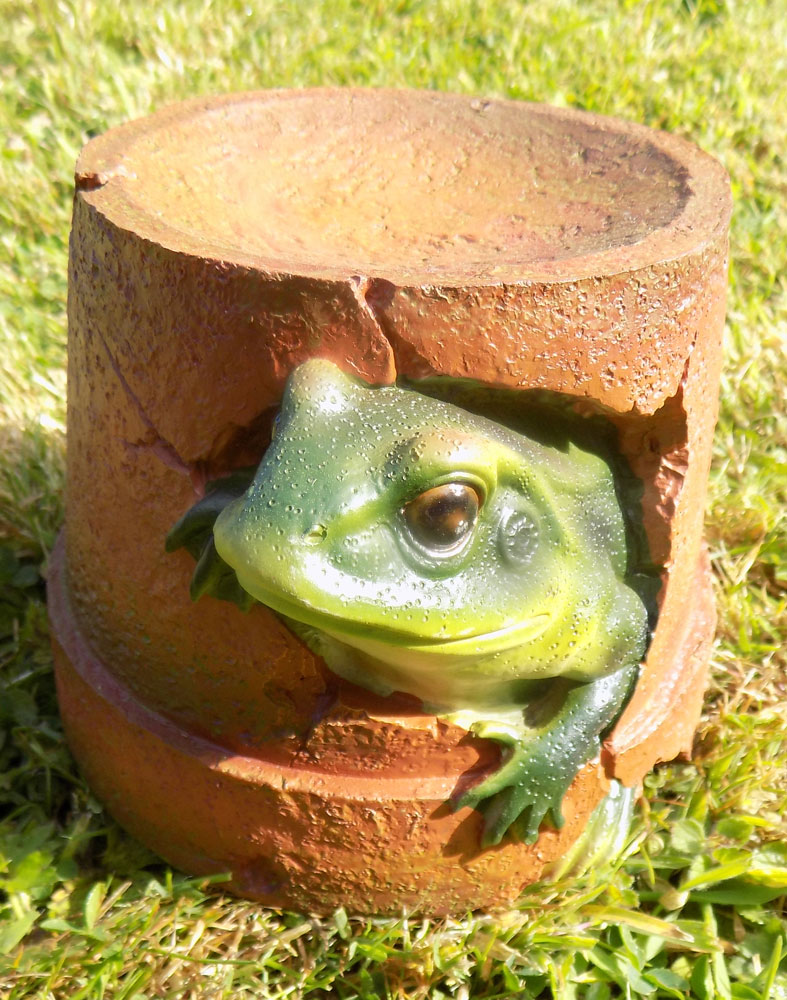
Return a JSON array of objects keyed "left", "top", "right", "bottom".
[{"left": 403, "top": 483, "right": 481, "bottom": 551}]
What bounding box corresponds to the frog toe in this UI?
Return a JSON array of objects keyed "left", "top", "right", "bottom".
[
  {"left": 451, "top": 757, "right": 523, "bottom": 813},
  {"left": 481, "top": 787, "right": 534, "bottom": 846},
  {"left": 451, "top": 781, "right": 489, "bottom": 815},
  {"left": 509, "top": 799, "right": 564, "bottom": 844}
]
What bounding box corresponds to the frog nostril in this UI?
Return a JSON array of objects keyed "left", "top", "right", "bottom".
[{"left": 304, "top": 523, "right": 328, "bottom": 544}]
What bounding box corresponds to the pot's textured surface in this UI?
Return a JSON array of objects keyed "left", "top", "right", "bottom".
[{"left": 52, "top": 89, "right": 731, "bottom": 915}]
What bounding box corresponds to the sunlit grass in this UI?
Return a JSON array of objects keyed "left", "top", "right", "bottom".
[{"left": 1, "top": 0, "right": 786, "bottom": 996}]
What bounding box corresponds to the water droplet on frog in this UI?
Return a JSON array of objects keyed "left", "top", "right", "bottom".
[{"left": 304, "top": 523, "right": 327, "bottom": 544}]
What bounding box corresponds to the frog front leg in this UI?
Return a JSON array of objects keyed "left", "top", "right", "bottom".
[
  {"left": 451, "top": 662, "right": 638, "bottom": 847},
  {"left": 165, "top": 468, "right": 258, "bottom": 611}
]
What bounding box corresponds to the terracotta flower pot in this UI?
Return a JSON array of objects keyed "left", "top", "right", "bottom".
[{"left": 49, "top": 89, "right": 731, "bottom": 915}]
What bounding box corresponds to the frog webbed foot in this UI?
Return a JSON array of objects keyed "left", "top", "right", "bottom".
[
  {"left": 450, "top": 664, "right": 638, "bottom": 848},
  {"left": 452, "top": 716, "right": 574, "bottom": 847}
]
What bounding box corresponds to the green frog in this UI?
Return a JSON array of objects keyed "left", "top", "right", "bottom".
[{"left": 167, "top": 359, "right": 654, "bottom": 846}]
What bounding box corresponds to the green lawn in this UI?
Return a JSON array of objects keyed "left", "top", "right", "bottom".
[{"left": 1, "top": 0, "right": 786, "bottom": 996}]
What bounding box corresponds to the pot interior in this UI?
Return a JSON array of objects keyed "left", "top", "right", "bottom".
[{"left": 100, "top": 90, "right": 693, "bottom": 282}]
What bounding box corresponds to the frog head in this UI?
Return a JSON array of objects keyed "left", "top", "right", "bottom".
[{"left": 209, "top": 359, "right": 649, "bottom": 711}]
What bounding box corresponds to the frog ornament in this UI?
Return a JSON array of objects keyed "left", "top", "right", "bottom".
[{"left": 167, "top": 359, "right": 654, "bottom": 850}]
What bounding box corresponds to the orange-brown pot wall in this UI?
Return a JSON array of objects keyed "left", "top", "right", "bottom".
[{"left": 52, "top": 90, "right": 731, "bottom": 915}]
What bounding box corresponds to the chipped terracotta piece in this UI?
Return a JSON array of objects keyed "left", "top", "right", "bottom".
[{"left": 50, "top": 89, "right": 731, "bottom": 915}]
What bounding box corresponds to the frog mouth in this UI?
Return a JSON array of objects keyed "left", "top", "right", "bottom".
[{"left": 239, "top": 576, "right": 551, "bottom": 651}]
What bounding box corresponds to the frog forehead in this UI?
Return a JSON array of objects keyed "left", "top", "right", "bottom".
[
  {"left": 282, "top": 358, "right": 478, "bottom": 438},
  {"left": 276, "top": 358, "right": 524, "bottom": 489},
  {"left": 282, "top": 358, "right": 362, "bottom": 420},
  {"left": 234, "top": 357, "right": 617, "bottom": 549}
]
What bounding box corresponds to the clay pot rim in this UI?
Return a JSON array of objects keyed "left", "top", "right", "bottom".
[{"left": 76, "top": 87, "right": 732, "bottom": 288}]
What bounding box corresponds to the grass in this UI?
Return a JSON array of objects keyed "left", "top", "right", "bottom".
[{"left": 1, "top": 0, "right": 786, "bottom": 996}]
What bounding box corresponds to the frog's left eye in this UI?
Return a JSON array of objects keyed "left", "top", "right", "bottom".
[{"left": 403, "top": 482, "right": 481, "bottom": 551}]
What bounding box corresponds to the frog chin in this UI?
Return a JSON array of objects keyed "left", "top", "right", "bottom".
[{"left": 301, "top": 626, "right": 553, "bottom": 712}]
